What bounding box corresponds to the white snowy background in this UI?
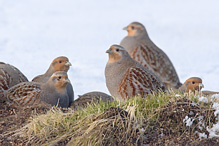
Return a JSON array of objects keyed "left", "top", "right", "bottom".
[{"left": 0, "top": 0, "right": 219, "bottom": 98}]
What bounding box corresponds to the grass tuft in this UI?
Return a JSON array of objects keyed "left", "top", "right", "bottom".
[{"left": 15, "top": 91, "right": 219, "bottom": 145}]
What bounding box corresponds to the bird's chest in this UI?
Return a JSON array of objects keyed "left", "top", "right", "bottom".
[{"left": 105, "top": 63, "right": 127, "bottom": 95}]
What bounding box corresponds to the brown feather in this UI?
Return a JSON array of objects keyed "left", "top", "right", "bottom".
[{"left": 5, "top": 82, "right": 41, "bottom": 106}]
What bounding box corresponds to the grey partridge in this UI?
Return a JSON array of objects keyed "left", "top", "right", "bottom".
[
  {"left": 4, "top": 71, "right": 70, "bottom": 108},
  {"left": 179, "top": 77, "right": 204, "bottom": 93},
  {"left": 120, "top": 22, "right": 181, "bottom": 89},
  {"left": 0, "top": 62, "right": 28, "bottom": 101},
  {"left": 71, "top": 91, "right": 113, "bottom": 109},
  {"left": 32, "top": 56, "right": 74, "bottom": 106},
  {"left": 105, "top": 45, "right": 167, "bottom": 101},
  {"left": 178, "top": 77, "right": 219, "bottom": 96}
]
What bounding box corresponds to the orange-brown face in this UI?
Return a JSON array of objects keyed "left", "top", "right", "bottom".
[
  {"left": 51, "top": 72, "right": 70, "bottom": 93},
  {"left": 106, "top": 45, "right": 125, "bottom": 63},
  {"left": 184, "top": 77, "right": 204, "bottom": 92},
  {"left": 123, "top": 22, "right": 144, "bottom": 36},
  {"left": 52, "top": 57, "right": 71, "bottom": 72}
]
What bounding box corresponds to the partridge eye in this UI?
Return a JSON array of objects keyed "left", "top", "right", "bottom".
[
  {"left": 192, "top": 81, "right": 195, "bottom": 84},
  {"left": 116, "top": 49, "right": 119, "bottom": 52},
  {"left": 59, "top": 61, "right": 62, "bottom": 63},
  {"left": 131, "top": 26, "right": 135, "bottom": 30},
  {"left": 58, "top": 76, "right": 62, "bottom": 80}
]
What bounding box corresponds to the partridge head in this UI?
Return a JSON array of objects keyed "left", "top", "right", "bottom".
[
  {"left": 123, "top": 22, "right": 148, "bottom": 37},
  {"left": 40, "top": 71, "right": 70, "bottom": 108},
  {"left": 179, "top": 77, "right": 204, "bottom": 93},
  {"left": 105, "top": 45, "right": 167, "bottom": 101},
  {"left": 32, "top": 56, "right": 71, "bottom": 82}
]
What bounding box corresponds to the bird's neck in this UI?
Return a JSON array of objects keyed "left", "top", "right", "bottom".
[
  {"left": 45, "top": 65, "right": 55, "bottom": 76},
  {"left": 43, "top": 81, "right": 66, "bottom": 95},
  {"left": 137, "top": 31, "right": 149, "bottom": 40},
  {"left": 56, "top": 86, "right": 67, "bottom": 94},
  {"left": 107, "top": 56, "right": 134, "bottom": 74},
  {"left": 107, "top": 54, "right": 122, "bottom": 64}
]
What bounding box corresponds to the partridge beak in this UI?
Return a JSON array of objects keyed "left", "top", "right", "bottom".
[
  {"left": 123, "top": 26, "right": 128, "bottom": 30},
  {"left": 65, "top": 61, "right": 72, "bottom": 66},
  {"left": 199, "top": 83, "right": 204, "bottom": 88},
  {"left": 106, "top": 48, "right": 112, "bottom": 54},
  {"left": 65, "top": 79, "right": 70, "bottom": 83}
]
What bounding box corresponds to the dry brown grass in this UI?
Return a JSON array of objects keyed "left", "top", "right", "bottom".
[{"left": 1, "top": 91, "right": 219, "bottom": 145}]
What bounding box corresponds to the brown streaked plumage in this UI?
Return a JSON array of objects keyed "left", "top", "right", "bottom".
[
  {"left": 120, "top": 22, "right": 181, "bottom": 89},
  {"left": 4, "top": 71, "right": 70, "bottom": 108},
  {"left": 105, "top": 45, "right": 167, "bottom": 101},
  {"left": 4, "top": 82, "right": 41, "bottom": 106},
  {"left": 71, "top": 91, "right": 113, "bottom": 109},
  {"left": 179, "top": 77, "right": 204, "bottom": 93},
  {"left": 0, "top": 62, "right": 28, "bottom": 101},
  {"left": 32, "top": 56, "right": 74, "bottom": 106}
]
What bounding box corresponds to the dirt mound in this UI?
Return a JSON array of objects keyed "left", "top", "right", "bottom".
[
  {"left": 144, "top": 98, "right": 218, "bottom": 145},
  {"left": 67, "top": 107, "right": 139, "bottom": 146},
  {"left": 1, "top": 98, "right": 219, "bottom": 145},
  {"left": 68, "top": 98, "right": 219, "bottom": 145},
  {"left": 0, "top": 103, "right": 51, "bottom": 145}
]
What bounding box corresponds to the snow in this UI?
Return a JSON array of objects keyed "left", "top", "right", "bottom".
[
  {"left": 207, "top": 124, "right": 219, "bottom": 138},
  {"left": 159, "top": 133, "right": 164, "bottom": 137},
  {"left": 184, "top": 102, "right": 219, "bottom": 138},
  {"left": 141, "top": 128, "right": 145, "bottom": 132},
  {"left": 199, "top": 96, "right": 209, "bottom": 103},
  {"left": 211, "top": 94, "right": 219, "bottom": 102},
  {"left": 206, "top": 102, "right": 219, "bottom": 138},
  {"left": 198, "top": 116, "right": 205, "bottom": 130},
  {"left": 196, "top": 132, "right": 208, "bottom": 139},
  {"left": 0, "top": 0, "right": 219, "bottom": 98},
  {"left": 175, "top": 94, "right": 181, "bottom": 97},
  {"left": 198, "top": 94, "right": 219, "bottom": 104},
  {"left": 189, "top": 111, "right": 194, "bottom": 116},
  {"left": 191, "top": 101, "right": 197, "bottom": 106},
  {"left": 212, "top": 103, "right": 219, "bottom": 117},
  {"left": 183, "top": 116, "right": 194, "bottom": 127}
]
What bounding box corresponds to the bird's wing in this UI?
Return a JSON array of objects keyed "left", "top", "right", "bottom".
[
  {"left": 5, "top": 82, "right": 41, "bottom": 106},
  {"left": 118, "top": 67, "right": 166, "bottom": 99},
  {"left": 0, "top": 69, "right": 11, "bottom": 92},
  {"left": 131, "top": 44, "right": 181, "bottom": 88}
]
